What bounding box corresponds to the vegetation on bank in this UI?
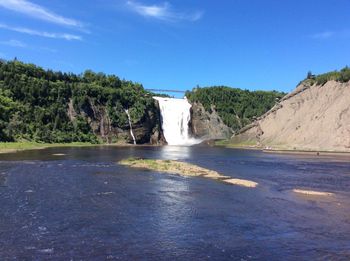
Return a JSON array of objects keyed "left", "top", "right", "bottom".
[
  {"left": 0, "top": 141, "right": 97, "bottom": 153},
  {"left": 186, "top": 86, "right": 285, "bottom": 131},
  {"left": 0, "top": 59, "right": 156, "bottom": 143},
  {"left": 215, "top": 140, "right": 258, "bottom": 148}
]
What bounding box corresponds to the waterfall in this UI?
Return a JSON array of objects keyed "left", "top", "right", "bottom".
[
  {"left": 153, "top": 97, "right": 200, "bottom": 146},
  {"left": 125, "top": 109, "right": 136, "bottom": 145}
]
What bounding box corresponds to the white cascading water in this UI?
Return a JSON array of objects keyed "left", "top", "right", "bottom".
[
  {"left": 125, "top": 109, "right": 136, "bottom": 145},
  {"left": 153, "top": 97, "right": 200, "bottom": 146}
]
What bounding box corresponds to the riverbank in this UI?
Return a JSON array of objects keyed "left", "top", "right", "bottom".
[
  {"left": 214, "top": 140, "right": 350, "bottom": 157},
  {"left": 119, "top": 158, "right": 258, "bottom": 187},
  {"left": 0, "top": 142, "right": 99, "bottom": 154},
  {"left": 214, "top": 140, "right": 262, "bottom": 150},
  {"left": 262, "top": 148, "right": 350, "bottom": 157},
  {"left": 2, "top": 140, "right": 350, "bottom": 160},
  {"left": 0, "top": 141, "right": 170, "bottom": 154}
]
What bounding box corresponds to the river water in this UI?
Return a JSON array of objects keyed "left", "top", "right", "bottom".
[{"left": 0, "top": 146, "right": 349, "bottom": 260}]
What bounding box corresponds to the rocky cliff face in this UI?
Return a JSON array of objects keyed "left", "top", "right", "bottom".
[
  {"left": 67, "top": 99, "right": 166, "bottom": 145},
  {"left": 190, "top": 102, "right": 233, "bottom": 140},
  {"left": 231, "top": 80, "right": 350, "bottom": 152}
]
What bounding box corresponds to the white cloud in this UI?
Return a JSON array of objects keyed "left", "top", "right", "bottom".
[
  {"left": 0, "top": 23, "right": 82, "bottom": 41},
  {"left": 0, "top": 39, "right": 59, "bottom": 53},
  {"left": 311, "top": 31, "right": 334, "bottom": 39},
  {"left": 0, "top": 0, "right": 83, "bottom": 28},
  {"left": 0, "top": 39, "right": 27, "bottom": 47},
  {"left": 126, "top": 1, "right": 203, "bottom": 22}
]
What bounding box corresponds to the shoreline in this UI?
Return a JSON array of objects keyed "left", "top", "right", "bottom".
[
  {"left": 218, "top": 144, "right": 350, "bottom": 157},
  {"left": 262, "top": 148, "right": 350, "bottom": 157},
  {"left": 0, "top": 142, "right": 102, "bottom": 154},
  {"left": 1, "top": 141, "right": 350, "bottom": 159},
  {"left": 0, "top": 142, "right": 166, "bottom": 154}
]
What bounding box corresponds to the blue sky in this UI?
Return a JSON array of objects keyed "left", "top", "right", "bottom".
[{"left": 0, "top": 0, "right": 349, "bottom": 94}]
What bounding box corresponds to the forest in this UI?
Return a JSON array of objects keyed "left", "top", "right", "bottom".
[
  {"left": 0, "top": 59, "right": 155, "bottom": 143},
  {"left": 186, "top": 86, "right": 285, "bottom": 131}
]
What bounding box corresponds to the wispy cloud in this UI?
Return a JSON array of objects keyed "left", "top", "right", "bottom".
[
  {"left": 0, "top": 23, "right": 82, "bottom": 40},
  {"left": 126, "top": 1, "right": 203, "bottom": 22},
  {"left": 0, "top": 39, "right": 59, "bottom": 53},
  {"left": 0, "top": 0, "right": 83, "bottom": 28},
  {"left": 0, "top": 39, "right": 27, "bottom": 47},
  {"left": 311, "top": 31, "right": 334, "bottom": 39}
]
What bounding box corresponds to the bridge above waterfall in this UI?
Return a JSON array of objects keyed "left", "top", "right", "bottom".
[
  {"left": 145, "top": 89, "right": 187, "bottom": 98},
  {"left": 145, "top": 88, "right": 186, "bottom": 93}
]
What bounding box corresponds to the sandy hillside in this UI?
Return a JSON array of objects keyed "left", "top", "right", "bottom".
[{"left": 231, "top": 80, "right": 350, "bottom": 152}]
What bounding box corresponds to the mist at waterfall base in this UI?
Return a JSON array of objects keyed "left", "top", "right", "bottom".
[{"left": 153, "top": 97, "right": 201, "bottom": 146}]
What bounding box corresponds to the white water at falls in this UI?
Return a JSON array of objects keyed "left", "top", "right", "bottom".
[
  {"left": 153, "top": 97, "right": 200, "bottom": 146},
  {"left": 125, "top": 109, "right": 136, "bottom": 145}
]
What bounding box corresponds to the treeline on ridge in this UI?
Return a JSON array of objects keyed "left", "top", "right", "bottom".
[{"left": 306, "top": 66, "right": 350, "bottom": 86}]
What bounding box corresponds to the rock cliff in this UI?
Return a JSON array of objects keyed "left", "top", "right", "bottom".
[
  {"left": 68, "top": 99, "right": 166, "bottom": 145},
  {"left": 190, "top": 102, "right": 233, "bottom": 140},
  {"left": 231, "top": 80, "right": 350, "bottom": 152}
]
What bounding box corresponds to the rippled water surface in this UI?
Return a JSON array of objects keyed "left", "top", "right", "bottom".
[{"left": 0, "top": 146, "right": 350, "bottom": 260}]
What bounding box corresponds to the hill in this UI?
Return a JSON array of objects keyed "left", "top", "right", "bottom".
[
  {"left": 230, "top": 67, "right": 350, "bottom": 152},
  {"left": 0, "top": 59, "right": 163, "bottom": 144}
]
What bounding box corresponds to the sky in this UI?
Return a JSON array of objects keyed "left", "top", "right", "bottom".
[{"left": 0, "top": 0, "right": 349, "bottom": 94}]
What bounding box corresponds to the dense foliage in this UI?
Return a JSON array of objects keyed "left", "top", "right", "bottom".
[
  {"left": 0, "top": 59, "right": 155, "bottom": 143},
  {"left": 186, "top": 86, "right": 285, "bottom": 131},
  {"left": 307, "top": 66, "right": 350, "bottom": 86}
]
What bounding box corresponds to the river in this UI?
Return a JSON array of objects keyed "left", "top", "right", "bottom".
[{"left": 0, "top": 146, "right": 349, "bottom": 260}]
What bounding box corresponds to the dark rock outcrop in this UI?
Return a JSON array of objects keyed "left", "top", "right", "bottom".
[
  {"left": 189, "top": 102, "right": 233, "bottom": 140},
  {"left": 67, "top": 99, "right": 166, "bottom": 145},
  {"left": 150, "top": 99, "right": 167, "bottom": 145},
  {"left": 133, "top": 107, "right": 166, "bottom": 145}
]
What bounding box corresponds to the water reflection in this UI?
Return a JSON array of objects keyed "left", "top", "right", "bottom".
[
  {"left": 153, "top": 177, "right": 193, "bottom": 250},
  {"left": 159, "top": 146, "right": 192, "bottom": 160}
]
